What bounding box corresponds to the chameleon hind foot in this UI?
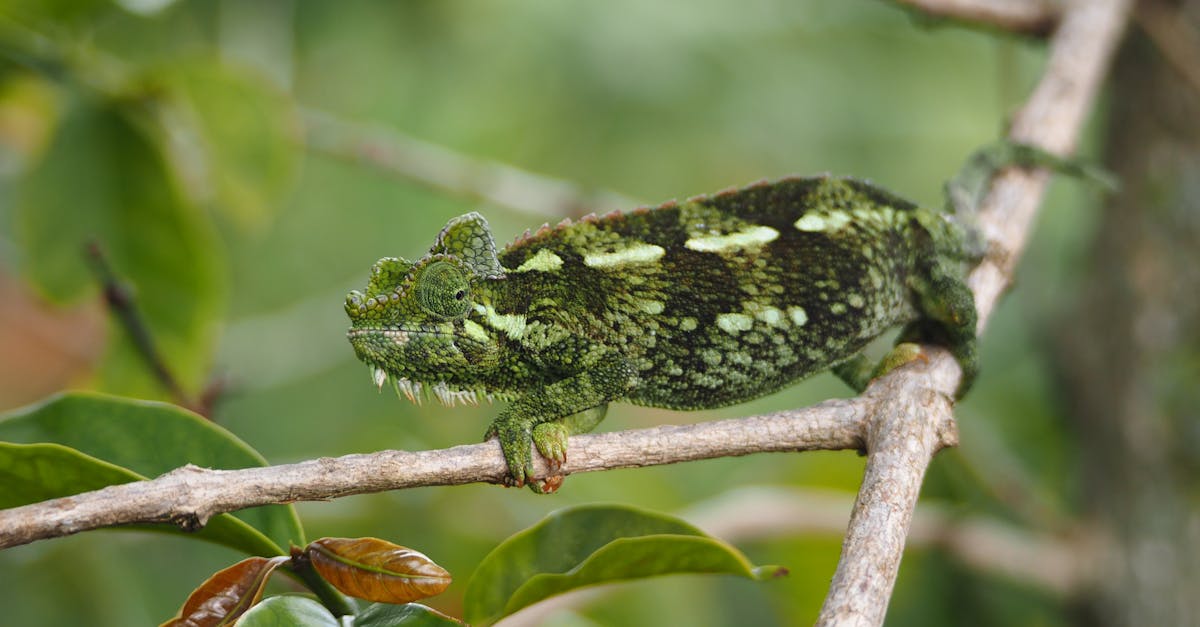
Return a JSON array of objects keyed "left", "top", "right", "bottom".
[{"left": 832, "top": 344, "right": 927, "bottom": 393}]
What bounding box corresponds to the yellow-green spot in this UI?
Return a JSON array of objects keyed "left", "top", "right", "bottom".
[
  {"left": 788, "top": 306, "right": 808, "bottom": 327},
  {"left": 685, "top": 225, "right": 779, "bottom": 253},
  {"left": 477, "top": 303, "right": 526, "bottom": 339},
  {"left": 825, "top": 211, "right": 852, "bottom": 230},
  {"left": 848, "top": 294, "right": 865, "bottom": 309},
  {"left": 716, "top": 312, "right": 754, "bottom": 335},
  {"left": 513, "top": 248, "right": 563, "bottom": 273},
  {"left": 583, "top": 243, "right": 665, "bottom": 268},
  {"left": 755, "top": 305, "right": 784, "bottom": 326},
  {"left": 868, "top": 268, "right": 884, "bottom": 289},
  {"left": 679, "top": 317, "right": 698, "bottom": 331},
  {"left": 463, "top": 319, "right": 490, "bottom": 343},
  {"left": 793, "top": 214, "right": 826, "bottom": 232},
  {"left": 639, "top": 300, "right": 665, "bottom": 315}
]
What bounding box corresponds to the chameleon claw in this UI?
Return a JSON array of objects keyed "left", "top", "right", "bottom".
[{"left": 537, "top": 475, "right": 564, "bottom": 494}]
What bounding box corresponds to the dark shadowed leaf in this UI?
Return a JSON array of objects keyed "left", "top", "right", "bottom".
[
  {"left": 231, "top": 595, "right": 340, "bottom": 627},
  {"left": 161, "top": 556, "right": 288, "bottom": 627},
  {"left": 464, "top": 504, "right": 787, "bottom": 625},
  {"left": 14, "top": 94, "right": 225, "bottom": 399},
  {"left": 0, "top": 442, "right": 282, "bottom": 557},
  {"left": 0, "top": 392, "right": 304, "bottom": 553},
  {"left": 308, "top": 537, "right": 452, "bottom": 604},
  {"left": 354, "top": 603, "right": 464, "bottom": 626}
]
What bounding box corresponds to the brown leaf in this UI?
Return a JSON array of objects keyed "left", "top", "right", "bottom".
[
  {"left": 307, "top": 537, "right": 451, "bottom": 603},
  {"left": 161, "top": 556, "right": 287, "bottom": 627}
]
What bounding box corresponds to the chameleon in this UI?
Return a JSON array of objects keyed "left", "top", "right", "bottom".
[{"left": 344, "top": 175, "right": 982, "bottom": 493}]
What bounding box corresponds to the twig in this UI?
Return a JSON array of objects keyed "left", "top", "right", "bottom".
[
  {"left": 817, "top": 1, "right": 1132, "bottom": 625},
  {"left": 686, "top": 486, "right": 1097, "bottom": 597},
  {"left": 301, "top": 108, "right": 640, "bottom": 218},
  {"left": 893, "top": 0, "right": 1060, "bottom": 35},
  {"left": 83, "top": 240, "right": 194, "bottom": 410},
  {"left": 0, "top": 399, "right": 865, "bottom": 549}
]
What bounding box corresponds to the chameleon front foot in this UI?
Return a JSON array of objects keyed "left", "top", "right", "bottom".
[{"left": 484, "top": 418, "right": 564, "bottom": 494}]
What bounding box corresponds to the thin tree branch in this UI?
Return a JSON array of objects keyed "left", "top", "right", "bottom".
[
  {"left": 83, "top": 240, "right": 193, "bottom": 411},
  {"left": 301, "top": 108, "right": 640, "bottom": 219},
  {"left": 893, "top": 0, "right": 1060, "bottom": 35},
  {"left": 817, "top": 1, "right": 1132, "bottom": 625},
  {"left": 0, "top": 400, "right": 865, "bottom": 549}
]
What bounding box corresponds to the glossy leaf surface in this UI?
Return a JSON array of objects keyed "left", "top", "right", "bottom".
[
  {"left": 161, "top": 556, "right": 287, "bottom": 627},
  {"left": 354, "top": 603, "right": 464, "bottom": 626},
  {"left": 231, "top": 596, "right": 340, "bottom": 627},
  {"left": 464, "top": 504, "right": 786, "bottom": 625},
  {"left": 308, "top": 537, "right": 451, "bottom": 604}
]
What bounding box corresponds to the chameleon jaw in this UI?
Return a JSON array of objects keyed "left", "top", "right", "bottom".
[{"left": 366, "top": 364, "right": 494, "bottom": 407}]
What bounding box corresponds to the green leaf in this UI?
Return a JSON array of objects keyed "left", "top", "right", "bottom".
[
  {"left": 463, "top": 504, "right": 787, "bottom": 625},
  {"left": 148, "top": 61, "right": 302, "bottom": 230},
  {"left": 355, "top": 603, "right": 464, "bottom": 626},
  {"left": 14, "top": 93, "right": 225, "bottom": 399},
  {"left": 0, "top": 391, "right": 304, "bottom": 552},
  {"left": 0, "top": 442, "right": 281, "bottom": 557},
  {"left": 233, "top": 595, "right": 340, "bottom": 627}
]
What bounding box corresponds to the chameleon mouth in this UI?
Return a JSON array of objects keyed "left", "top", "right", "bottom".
[{"left": 365, "top": 364, "right": 497, "bottom": 407}]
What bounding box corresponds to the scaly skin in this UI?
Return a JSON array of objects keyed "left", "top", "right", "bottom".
[{"left": 346, "top": 177, "right": 977, "bottom": 492}]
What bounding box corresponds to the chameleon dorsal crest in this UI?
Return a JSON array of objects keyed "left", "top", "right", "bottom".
[{"left": 431, "top": 212, "right": 504, "bottom": 279}]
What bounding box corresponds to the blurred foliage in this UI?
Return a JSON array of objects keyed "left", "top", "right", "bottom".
[{"left": 0, "top": 0, "right": 1105, "bottom": 625}]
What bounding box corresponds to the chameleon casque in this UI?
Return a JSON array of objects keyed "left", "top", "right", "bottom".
[{"left": 346, "top": 176, "right": 978, "bottom": 492}]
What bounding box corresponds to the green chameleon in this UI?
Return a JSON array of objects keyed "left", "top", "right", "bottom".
[{"left": 345, "top": 171, "right": 991, "bottom": 492}]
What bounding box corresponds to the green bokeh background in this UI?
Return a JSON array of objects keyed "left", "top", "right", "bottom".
[{"left": 0, "top": 1, "right": 1101, "bottom": 624}]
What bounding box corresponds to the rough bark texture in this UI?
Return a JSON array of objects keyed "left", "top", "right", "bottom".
[
  {"left": 1058, "top": 1, "right": 1200, "bottom": 624},
  {"left": 0, "top": 401, "right": 866, "bottom": 549}
]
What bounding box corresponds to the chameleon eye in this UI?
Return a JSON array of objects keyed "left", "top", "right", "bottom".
[{"left": 415, "top": 260, "right": 472, "bottom": 319}]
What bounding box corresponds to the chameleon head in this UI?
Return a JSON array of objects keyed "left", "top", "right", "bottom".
[{"left": 344, "top": 213, "right": 505, "bottom": 402}]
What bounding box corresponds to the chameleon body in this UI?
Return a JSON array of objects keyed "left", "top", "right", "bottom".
[{"left": 346, "top": 176, "right": 978, "bottom": 492}]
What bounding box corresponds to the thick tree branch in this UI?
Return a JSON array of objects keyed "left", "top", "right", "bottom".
[
  {"left": 817, "top": 1, "right": 1131, "bottom": 625},
  {"left": 0, "top": 400, "right": 865, "bottom": 549}
]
